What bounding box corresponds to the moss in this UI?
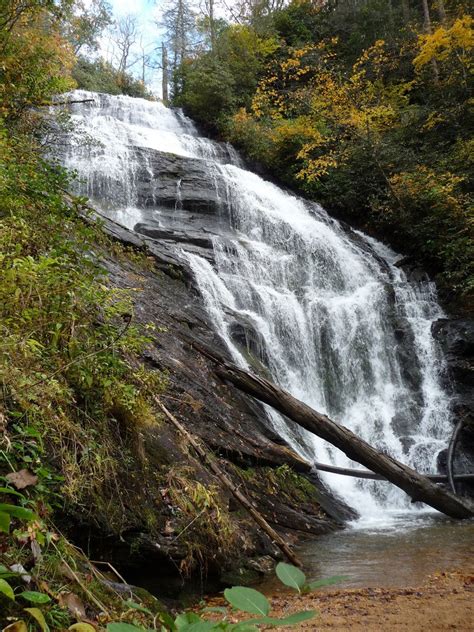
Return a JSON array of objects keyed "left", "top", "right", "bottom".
[
  {"left": 235, "top": 464, "right": 320, "bottom": 506},
  {"left": 164, "top": 466, "right": 240, "bottom": 575},
  {"left": 220, "top": 566, "right": 260, "bottom": 587}
]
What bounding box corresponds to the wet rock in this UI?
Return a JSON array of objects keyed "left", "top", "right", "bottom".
[
  {"left": 394, "top": 256, "right": 430, "bottom": 282},
  {"left": 393, "top": 317, "right": 423, "bottom": 394},
  {"left": 433, "top": 318, "right": 474, "bottom": 496},
  {"left": 71, "top": 213, "right": 347, "bottom": 587},
  {"left": 432, "top": 318, "right": 474, "bottom": 411},
  {"left": 134, "top": 148, "right": 222, "bottom": 213},
  {"left": 134, "top": 222, "right": 215, "bottom": 250}
]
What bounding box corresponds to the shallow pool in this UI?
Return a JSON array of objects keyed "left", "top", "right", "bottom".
[{"left": 267, "top": 512, "right": 474, "bottom": 591}]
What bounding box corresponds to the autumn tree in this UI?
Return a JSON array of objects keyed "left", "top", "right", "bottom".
[
  {"left": 65, "top": 0, "right": 112, "bottom": 55},
  {"left": 0, "top": 0, "right": 75, "bottom": 119}
]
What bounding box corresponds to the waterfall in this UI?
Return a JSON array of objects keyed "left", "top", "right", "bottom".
[{"left": 61, "top": 91, "right": 452, "bottom": 521}]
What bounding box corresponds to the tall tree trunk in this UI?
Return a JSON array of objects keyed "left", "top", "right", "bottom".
[
  {"left": 208, "top": 0, "right": 216, "bottom": 51},
  {"left": 436, "top": 0, "right": 447, "bottom": 23},
  {"left": 401, "top": 0, "right": 410, "bottom": 23},
  {"left": 421, "top": 0, "right": 440, "bottom": 83},
  {"left": 387, "top": 0, "right": 395, "bottom": 35},
  {"left": 162, "top": 43, "right": 169, "bottom": 104}
]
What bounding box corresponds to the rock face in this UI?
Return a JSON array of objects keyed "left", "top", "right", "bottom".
[
  {"left": 433, "top": 319, "right": 474, "bottom": 494},
  {"left": 134, "top": 148, "right": 223, "bottom": 214},
  {"left": 129, "top": 148, "right": 234, "bottom": 265},
  {"left": 75, "top": 213, "right": 353, "bottom": 592}
]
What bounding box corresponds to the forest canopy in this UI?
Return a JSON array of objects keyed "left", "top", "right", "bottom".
[{"left": 166, "top": 0, "right": 473, "bottom": 304}]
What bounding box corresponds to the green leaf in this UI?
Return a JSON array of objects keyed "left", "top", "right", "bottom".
[
  {"left": 68, "top": 625, "right": 97, "bottom": 632},
  {"left": 231, "top": 625, "right": 259, "bottom": 632},
  {"left": 306, "top": 576, "right": 347, "bottom": 590},
  {"left": 0, "top": 504, "right": 37, "bottom": 521},
  {"left": 180, "top": 624, "right": 215, "bottom": 632},
  {"left": 250, "top": 610, "right": 317, "bottom": 625},
  {"left": 0, "top": 487, "right": 25, "bottom": 498},
  {"left": 201, "top": 607, "right": 227, "bottom": 614},
  {"left": 24, "top": 608, "right": 50, "bottom": 632},
  {"left": 159, "top": 611, "right": 176, "bottom": 630},
  {"left": 124, "top": 599, "right": 152, "bottom": 615},
  {"left": 106, "top": 625, "right": 146, "bottom": 632},
  {"left": 19, "top": 591, "right": 51, "bottom": 604},
  {"left": 0, "top": 577, "right": 15, "bottom": 600},
  {"left": 0, "top": 511, "right": 11, "bottom": 533},
  {"left": 275, "top": 563, "right": 306, "bottom": 592},
  {"left": 224, "top": 587, "right": 270, "bottom": 616},
  {"left": 175, "top": 613, "right": 201, "bottom": 630}
]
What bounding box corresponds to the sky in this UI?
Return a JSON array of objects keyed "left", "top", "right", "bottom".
[
  {"left": 99, "top": 0, "right": 230, "bottom": 95},
  {"left": 98, "top": 0, "right": 166, "bottom": 94}
]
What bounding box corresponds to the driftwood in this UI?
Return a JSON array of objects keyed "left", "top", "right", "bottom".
[
  {"left": 43, "top": 99, "right": 96, "bottom": 107},
  {"left": 188, "top": 339, "right": 474, "bottom": 520},
  {"left": 314, "top": 461, "right": 474, "bottom": 482},
  {"left": 153, "top": 396, "right": 302, "bottom": 567}
]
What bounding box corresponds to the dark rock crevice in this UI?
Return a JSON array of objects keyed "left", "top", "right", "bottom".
[{"left": 433, "top": 319, "right": 474, "bottom": 496}]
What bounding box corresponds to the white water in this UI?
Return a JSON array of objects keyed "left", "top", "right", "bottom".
[{"left": 61, "top": 91, "right": 452, "bottom": 522}]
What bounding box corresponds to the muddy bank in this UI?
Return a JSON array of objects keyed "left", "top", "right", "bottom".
[{"left": 207, "top": 570, "right": 473, "bottom": 631}]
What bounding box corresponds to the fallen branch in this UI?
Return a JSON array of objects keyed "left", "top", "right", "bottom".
[
  {"left": 314, "top": 461, "right": 474, "bottom": 482},
  {"left": 447, "top": 417, "right": 465, "bottom": 494},
  {"left": 40, "top": 99, "right": 96, "bottom": 107},
  {"left": 188, "top": 338, "right": 474, "bottom": 520},
  {"left": 153, "top": 395, "right": 303, "bottom": 567}
]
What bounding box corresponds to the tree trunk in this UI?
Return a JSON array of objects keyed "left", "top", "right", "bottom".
[
  {"left": 421, "top": 0, "right": 440, "bottom": 82},
  {"left": 447, "top": 417, "right": 465, "bottom": 493},
  {"left": 401, "top": 0, "right": 410, "bottom": 23},
  {"left": 314, "top": 461, "right": 474, "bottom": 482},
  {"left": 162, "top": 43, "right": 169, "bottom": 104},
  {"left": 189, "top": 340, "right": 474, "bottom": 519},
  {"left": 436, "top": 0, "right": 447, "bottom": 23}
]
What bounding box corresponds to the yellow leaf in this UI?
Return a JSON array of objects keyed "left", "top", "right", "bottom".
[{"left": 24, "top": 608, "right": 50, "bottom": 632}]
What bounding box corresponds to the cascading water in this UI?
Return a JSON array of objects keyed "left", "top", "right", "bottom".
[{"left": 61, "top": 91, "right": 452, "bottom": 522}]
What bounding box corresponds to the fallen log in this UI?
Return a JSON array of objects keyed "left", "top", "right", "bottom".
[
  {"left": 314, "top": 461, "right": 474, "bottom": 482},
  {"left": 41, "top": 99, "right": 96, "bottom": 106},
  {"left": 189, "top": 339, "right": 474, "bottom": 520},
  {"left": 153, "top": 395, "right": 302, "bottom": 567}
]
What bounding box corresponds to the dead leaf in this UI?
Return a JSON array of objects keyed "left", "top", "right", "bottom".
[
  {"left": 58, "top": 562, "right": 76, "bottom": 582},
  {"left": 31, "top": 539, "right": 42, "bottom": 562},
  {"left": 2, "top": 622, "right": 28, "bottom": 632},
  {"left": 58, "top": 592, "right": 87, "bottom": 619},
  {"left": 6, "top": 469, "right": 38, "bottom": 490},
  {"left": 163, "top": 520, "right": 175, "bottom": 536},
  {"left": 10, "top": 564, "right": 31, "bottom": 584}
]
